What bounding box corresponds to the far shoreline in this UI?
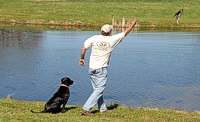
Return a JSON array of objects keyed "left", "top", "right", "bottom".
[{"left": 1, "top": 20, "right": 200, "bottom": 32}]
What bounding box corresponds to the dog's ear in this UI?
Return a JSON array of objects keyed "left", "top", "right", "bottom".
[{"left": 61, "top": 77, "right": 69, "bottom": 83}]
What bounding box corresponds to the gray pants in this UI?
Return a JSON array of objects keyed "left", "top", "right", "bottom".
[{"left": 83, "top": 67, "right": 108, "bottom": 112}]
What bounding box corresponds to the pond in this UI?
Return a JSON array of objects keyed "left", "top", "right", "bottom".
[{"left": 0, "top": 29, "right": 200, "bottom": 111}]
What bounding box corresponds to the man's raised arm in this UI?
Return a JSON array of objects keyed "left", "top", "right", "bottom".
[{"left": 123, "top": 18, "right": 137, "bottom": 36}]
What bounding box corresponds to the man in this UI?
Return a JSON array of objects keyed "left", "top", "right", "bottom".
[{"left": 79, "top": 19, "right": 137, "bottom": 116}]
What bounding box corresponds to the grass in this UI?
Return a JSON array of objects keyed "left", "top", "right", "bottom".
[
  {"left": 1, "top": 98, "right": 200, "bottom": 122},
  {"left": 0, "top": 0, "right": 200, "bottom": 30}
]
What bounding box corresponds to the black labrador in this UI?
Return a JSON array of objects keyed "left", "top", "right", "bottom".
[{"left": 31, "top": 77, "right": 74, "bottom": 113}]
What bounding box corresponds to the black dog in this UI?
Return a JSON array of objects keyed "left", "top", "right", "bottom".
[{"left": 31, "top": 77, "right": 74, "bottom": 113}]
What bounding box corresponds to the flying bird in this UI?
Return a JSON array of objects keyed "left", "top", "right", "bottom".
[{"left": 174, "top": 9, "right": 184, "bottom": 24}]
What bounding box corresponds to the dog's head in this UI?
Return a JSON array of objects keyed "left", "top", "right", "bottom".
[{"left": 61, "top": 77, "right": 74, "bottom": 86}]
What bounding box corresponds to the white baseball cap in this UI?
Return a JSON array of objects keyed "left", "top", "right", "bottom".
[{"left": 101, "top": 24, "right": 112, "bottom": 33}]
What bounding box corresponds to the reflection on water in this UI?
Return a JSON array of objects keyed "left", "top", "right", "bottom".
[
  {"left": 0, "top": 29, "right": 200, "bottom": 111},
  {"left": 0, "top": 29, "right": 42, "bottom": 48}
]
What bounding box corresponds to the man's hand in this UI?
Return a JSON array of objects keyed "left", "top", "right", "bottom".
[
  {"left": 124, "top": 18, "right": 137, "bottom": 36},
  {"left": 131, "top": 18, "right": 137, "bottom": 25},
  {"left": 80, "top": 59, "right": 85, "bottom": 66},
  {"left": 80, "top": 47, "right": 87, "bottom": 67}
]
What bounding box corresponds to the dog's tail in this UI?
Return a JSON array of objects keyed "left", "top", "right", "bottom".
[{"left": 30, "top": 110, "right": 46, "bottom": 113}]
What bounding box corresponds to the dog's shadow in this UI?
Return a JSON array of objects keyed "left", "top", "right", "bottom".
[
  {"left": 91, "top": 103, "right": 119, "bottom": 114},
  {"left": 62, "top": 106, "right": 78, "bottom": 113}
]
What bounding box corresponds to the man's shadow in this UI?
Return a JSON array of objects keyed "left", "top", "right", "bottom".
[{"left": 91, "top": 103, "right": 119, "bottom": 114}]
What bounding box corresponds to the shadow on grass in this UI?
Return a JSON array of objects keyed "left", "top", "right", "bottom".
[
  {"left": 65, "top": 106, "right": 78, "bottom": 111},
  {"left": 91, "top": 103, "right": 119, "bottom": 114},
  {"left": 30, "top": 106, "right": 79, "bottom": 114},
  {"left": 62, "top": 106, "right": 79, "bottom": 113}
]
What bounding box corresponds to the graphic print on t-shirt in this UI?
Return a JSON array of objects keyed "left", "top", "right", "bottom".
[{"left": 96, "top": 41, "right": 110, "bottom": 51}]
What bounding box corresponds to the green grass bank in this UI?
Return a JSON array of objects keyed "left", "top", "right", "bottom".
[
  {"left": 0, "top": 0, "right": 200, "bottom": 30},
  {"left": 1, "top": 98, "right": 200, "bottom": 122}
]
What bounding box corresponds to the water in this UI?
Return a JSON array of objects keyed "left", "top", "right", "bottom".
[{"left": 0, "top": 29, "right": 200, "bottom": 111}]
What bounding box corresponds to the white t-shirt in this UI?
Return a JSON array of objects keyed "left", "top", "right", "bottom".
[{"left": 84, "top": 32, "right": 125, "bottom": 69}]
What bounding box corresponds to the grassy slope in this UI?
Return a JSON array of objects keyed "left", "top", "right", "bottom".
[
  {"left": 0, "top": 0, "right": 200, "bottom": 28},
  {"left": 1, "top": 98, "right": 200, "bottom": 122}
]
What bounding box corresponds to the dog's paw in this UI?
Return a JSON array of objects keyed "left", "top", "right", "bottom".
[{"left": 61, "top": 109, "right": 67, "bottom": 113}]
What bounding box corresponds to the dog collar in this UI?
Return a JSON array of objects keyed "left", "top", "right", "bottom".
[{"left": 61, "top": 84, "right": 69, "bottom": 88}]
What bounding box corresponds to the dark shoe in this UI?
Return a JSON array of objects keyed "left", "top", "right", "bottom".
[{"left": 81, "top": 110, "right": 92, "bottom": 116}]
